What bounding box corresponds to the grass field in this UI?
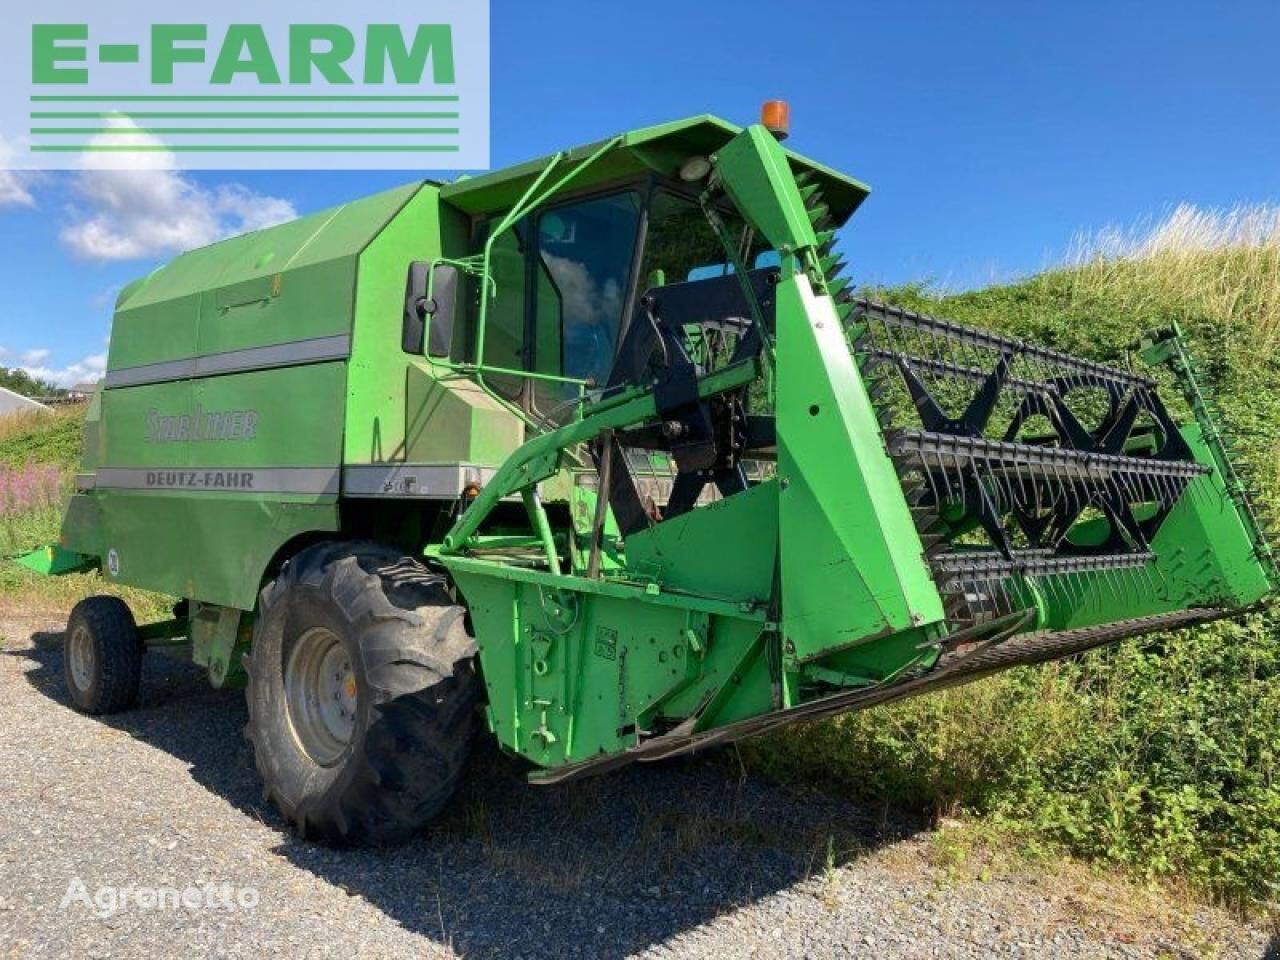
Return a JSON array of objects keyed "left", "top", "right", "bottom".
[{"left": 4, "top": 203, "right": 1277, "bottom": 914}]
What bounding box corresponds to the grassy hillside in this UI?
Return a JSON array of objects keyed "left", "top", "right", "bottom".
[
  {"left": 0, "top": 408, "right": 83, "bottom": 568},
  {"left": 747, "top": 205, "right": 1280, "bottom": 911},
  {"left": 0, "top": 406, "right": 84, "bottom": 469},
  {"left": 0, "top": 406, "right": 169, "bottom": 618}
]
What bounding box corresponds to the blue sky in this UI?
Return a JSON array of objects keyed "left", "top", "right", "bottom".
[{"left": 2, "top": 0, "right": 1279, "bottom": 386}]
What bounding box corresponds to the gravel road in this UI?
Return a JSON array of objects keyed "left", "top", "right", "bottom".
[{"left": 0, "top": 609, "right": 1273, "bottom": 959}]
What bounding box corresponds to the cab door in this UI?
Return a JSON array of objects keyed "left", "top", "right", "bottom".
[{"left": 527, "top": 191, "right": 642, "bottom": 417}]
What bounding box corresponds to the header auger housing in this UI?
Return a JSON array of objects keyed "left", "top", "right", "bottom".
[{"left": 26, "top": 109, "right": 1276, "bottom": 843}]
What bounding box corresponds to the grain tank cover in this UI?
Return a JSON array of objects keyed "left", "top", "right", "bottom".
[{"left": 105, "top": 182, "right": 428, "bottom": 384}]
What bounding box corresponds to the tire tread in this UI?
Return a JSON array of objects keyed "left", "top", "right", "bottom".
[
  {"left": 245, "top": 541, "right": 477, "bottom": 845},
  {"left": 65, "top": 595, "right": 142, "bottom": 715}
]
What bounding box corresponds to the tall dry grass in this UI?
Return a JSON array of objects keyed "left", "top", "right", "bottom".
[
  {"left": 1061, "top": 203, "right": 1280, "bottom": 361},
  {"left": 0, "top": 406, "right": 72, "bottom": 442}
]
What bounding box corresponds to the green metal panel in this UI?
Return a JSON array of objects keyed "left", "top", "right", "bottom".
[
  {"left": 705, "top": 125, "right": 944, "bottom": 665},
  {"left": 342, "top": 182, "right": 524, "bottom": 469},
  {"left": 91, "top": 378, "right": 197, "bottom": 599},
  {"left": 1169, "top": 428, "right": 1276, "bottom": 606},
  {"left": 348, "top": 185, "right": 448, "bottom": 462},
  {"left": 623, "top": 480, "right": 778, "bottom": 606},
  {"left": 82, "top": 184, "right": 427, "bottom": 607},
  {"left": 715, "top": 125, "right": 818, "bottom": 253},
  {"left": 441, "top": 115, "right": 869, "bottom": 226},
  {"left": 14, "top": 544, "right": 95, "bottom": 576},
  {"left": 448, "top": 557, "right": 767, "bottom": 768},
  {"left": 107, "top": 268, "right": 199, "bottom": 376},
  {"left": 90, "top": 362, "right": 345, "bottom": 608},
  {"left": 1034, "top": 425, "right": 1275, "bottom": 632},
  {"left": 79, "top": 385, "right": 103, "bottom": 471},
  {"left": 183, "top": 363, "right": 345, "bottom": 608},
  {"left": 58, "top": 494, "right": 101, "bottom": 558},
  {"left": 110, "top": 183, "right": 423, "bottom": 371},
  {"left": 94, "top": 492, "right": 192, "bottom": 597},
  {"left": 190, "top": 363, "right": 346, "bottom": 472},
  {"left": 774, "top": 272, "right": 944, "bottom": 660},
  {"left": 189, "top": 601, "right": 251, "bottom": 688},
  {"left": 403, "top": 373, "right": 523, "bottom": 466}
]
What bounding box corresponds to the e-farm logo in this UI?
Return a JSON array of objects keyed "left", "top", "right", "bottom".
[{"left": 2, "top": 1, "right": 489, "bottom": 170}]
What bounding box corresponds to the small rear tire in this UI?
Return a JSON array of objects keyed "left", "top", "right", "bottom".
[
  {"left": 64, "top": 595, "right": 143, "bottom": 715},
  {"left": 245, "top": 542, "right": 479, "bottom": 845}
]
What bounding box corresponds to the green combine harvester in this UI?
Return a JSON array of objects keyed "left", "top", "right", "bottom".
[{"left": 23, "top": 104, "right": 1277, "bottom": 843}]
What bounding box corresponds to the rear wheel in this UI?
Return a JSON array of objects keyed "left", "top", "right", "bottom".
[
  {"left": 64, "top": 595, "right": 143, "bottom": 715},
  {"left": 245, "top": 542, "right": 479, "bottom": 845}
]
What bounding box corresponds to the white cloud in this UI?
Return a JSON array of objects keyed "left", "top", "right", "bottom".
[
  {"left": 18, "top": 351, "right": 107, "bottom": 389},
  {"left": 91, "top": 284, "right": 124, "bottom": 310},
  {"left": 542, "top": 253, "right": 624, "bottom": 327},
  {"left": 57, "top": 117, "right": 296, "bottom": 262},
  {"left": 213, "top": 183, "right": 299, "bottom": 235},
  {"left": 0, "top": 171, "right": 34, "bottom": 208},
  {"left": 0, "top": 137, "right": 35, "bottom": 208},
  {"left": 20, "top": 348, "right": 50, "bottom": 366}
]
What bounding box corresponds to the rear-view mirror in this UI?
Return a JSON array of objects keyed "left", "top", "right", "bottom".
[{"left": 402, "top": 261, "right": 460, "bottom": 358}]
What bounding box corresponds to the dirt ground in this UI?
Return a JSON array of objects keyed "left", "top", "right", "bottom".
[{"left": 1, "top": 607, "right": 1274, "bottom": 959}]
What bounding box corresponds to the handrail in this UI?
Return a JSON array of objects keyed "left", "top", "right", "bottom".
[
  {"left": 440, "top": 359, "right": 759, "bottom": 554},
  {"left": 415, "top": 136, "right": 625, "bottom": 436},
  {"left": 472, "top": 136, "right": 625, "bottom": 418}
]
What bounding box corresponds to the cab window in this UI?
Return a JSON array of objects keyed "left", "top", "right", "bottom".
[
  {"left": 640, "top": 191, "right": 763, "bottom": 285},
  {"left": 532, "top": 192, "right": 642, "bottom": 410}
]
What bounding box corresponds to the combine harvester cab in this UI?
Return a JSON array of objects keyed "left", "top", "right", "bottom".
[{"left": 23, "top": 104, "right": 1276, "bottom": 842}]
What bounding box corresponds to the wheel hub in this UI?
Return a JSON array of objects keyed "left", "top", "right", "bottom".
[
  {"left": 67, "top": 624, "right": 94, "bottom": 692},
  {"left": 284, "top": 627, "right": 357, "bottom": 766}
]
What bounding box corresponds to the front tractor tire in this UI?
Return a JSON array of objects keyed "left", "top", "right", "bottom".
[
  {"left": 245, "top": 542, "right": 479, "bottom": 845},
  {"left": 64, "top": 595, "right": 143, "bottom": 715}
]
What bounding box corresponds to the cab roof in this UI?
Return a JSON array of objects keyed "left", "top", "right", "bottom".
[{"left": 440, "top": 114, "right": 870, "bottom": 227}]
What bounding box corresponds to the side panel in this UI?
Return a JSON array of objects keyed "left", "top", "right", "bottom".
[
  {"left": 59, "top": 494, "right": 102, "bottom": 558},
  {"left": 345, "top": 187, "right": 512, "bottom": 466},
  {"left": 623, "top": 480, "right": 778, "bottom": 606},
  {"left": 341, "top": 186, "right": 524, "bottom": 521},
  {"left": 92, "top": 378, "right": 194, "bottom": 595},
  {"left": 92, "top": 363, "right": 345, "bottom": 609},
  {"left": 712, "top": 125, "right": 942, "bottom": 661},
  {"left": 775, "top": 274, "right": 944, "bottom": 661},
  {"left": 95, "top": 492, "right": 193, "bottom": 597},
  {"left": 184, "top": 363, "right": 346, "bottom": 608},
  {"left": 345, "top": 187, "right": 443, "bottom": 464},
  {"left": 109, "top": 183, "right": 423, "bottom": 374},
  {"left": 108, "top": 273, "right": 200, "bottom": 378},
  {"left": 449, "top": 560, "right": 767, "bottom": 768},
  {"left": 403, "top": 372, "right": 523, "bottom": 467},
  {"left": 1036, "top": 425, "right": 1275, "bottom": 631},
  {"left": 83, "top": 185, "right": 425, "bottom": 606}
]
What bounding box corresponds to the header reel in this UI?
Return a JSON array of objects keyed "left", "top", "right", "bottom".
[{"left": 847, "top": 299, "right": 1213, "bottom": 628}]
